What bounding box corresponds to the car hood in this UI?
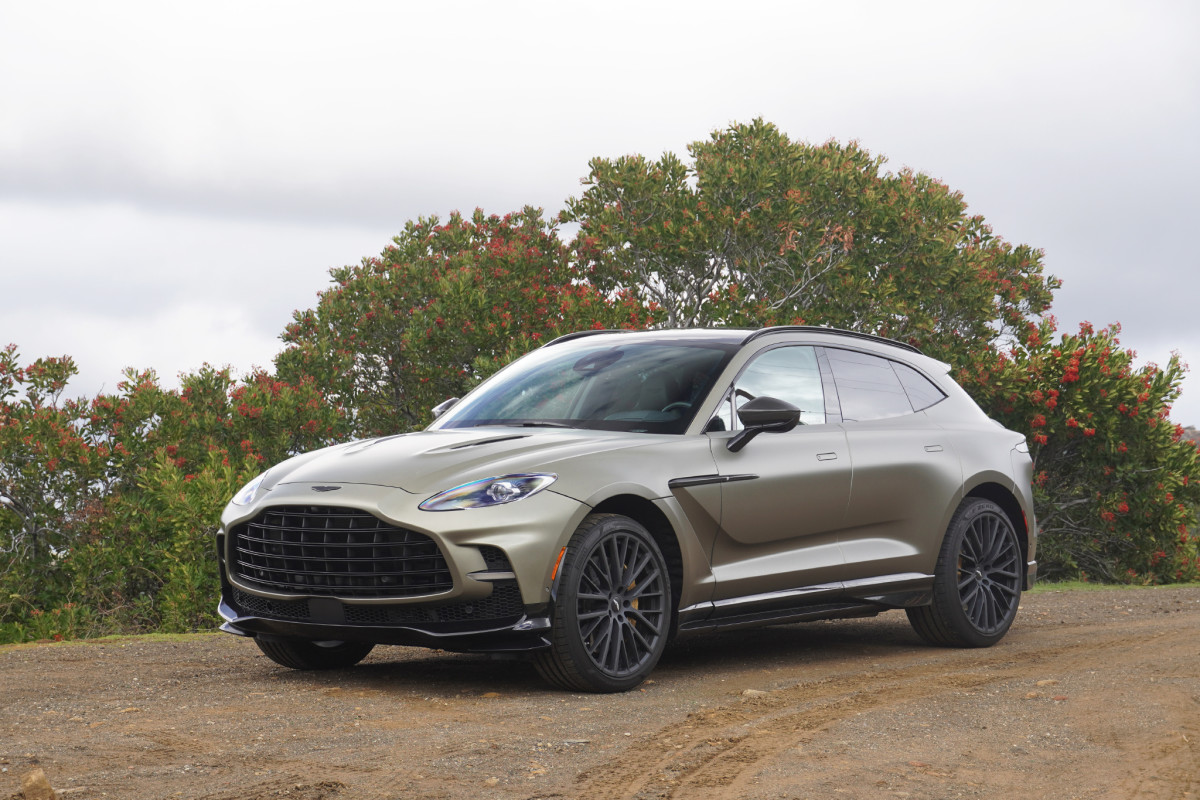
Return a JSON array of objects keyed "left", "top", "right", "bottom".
[{"left": 265, "top": 427, "right": 665, "bottom": 497}]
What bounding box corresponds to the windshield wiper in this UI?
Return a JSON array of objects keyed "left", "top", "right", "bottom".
[
  {"left": 504, "top": 421, "right": 576, "bottom": 428},
  {"left": 472, "top": 420, "right": 576, "bottom": 429}
]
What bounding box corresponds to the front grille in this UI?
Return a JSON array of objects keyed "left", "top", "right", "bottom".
[{"left": 231, "top": 506, "right": 453, "bottom": 598}]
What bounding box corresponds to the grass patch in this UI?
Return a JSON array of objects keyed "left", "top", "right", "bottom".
[
  {"left": 1031, "top": 579, "right": 1200, "bottom": 593},
  {"left": 0, "top": 631, "right": 224, "bottom": 654}
]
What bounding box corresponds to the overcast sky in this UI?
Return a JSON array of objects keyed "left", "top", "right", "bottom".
[{"left": 2, "top": 1, "right": 1198, "bottom": 425}]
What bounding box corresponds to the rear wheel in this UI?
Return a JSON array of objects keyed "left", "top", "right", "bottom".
[
  {"left": 908, "top": 497, "right": 1023, "bottom": 647},
  {"left": 535, "top": 514, "right": 671, "bottom": 693},
  {"left": 255, "top": 637, "right": 375, "bottom": 670}
]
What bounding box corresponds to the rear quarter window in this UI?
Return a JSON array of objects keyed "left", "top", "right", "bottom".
[
  {"left": 825, "top": 348, "right": 913, "bottom": 421},
  {"left": 892, "top": 361, "right": 946, "bottom": 412}
]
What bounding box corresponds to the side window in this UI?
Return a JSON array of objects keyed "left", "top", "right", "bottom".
[
  {"left": 893, "top": 361, "right": 946, "bottom": 411},
  {"left": 715, "top": 346, "right": 826, "bottom": 430},
  {"left": 824, "top": 348, "right": 913, "bottom": 422}
]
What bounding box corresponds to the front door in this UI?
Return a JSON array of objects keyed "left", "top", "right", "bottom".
[{"left": 705, "top": 345, "right": 852, "bottom": 604}]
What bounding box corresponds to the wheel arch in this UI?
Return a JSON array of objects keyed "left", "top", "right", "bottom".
[
  {"left": 965, "top": 482, "right": 1031, "bottom": 583},
  {"left": 591, "top": 494, "right": 685, "bottom": 637}
]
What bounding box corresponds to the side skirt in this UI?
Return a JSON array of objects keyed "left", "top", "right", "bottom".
[{"left": 677, "top": 573, "right": 934, "bottom": 634}]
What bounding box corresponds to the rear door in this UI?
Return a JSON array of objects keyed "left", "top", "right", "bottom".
[{"left": 822, "top": 347, "right": 962, "bottom": 582}]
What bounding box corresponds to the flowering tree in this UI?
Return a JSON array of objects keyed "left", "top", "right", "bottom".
[
  {"left": 562, "top": 119, "right": 1197, "bottom": 582},
  {"left": 968, "top": 319, "right": 1200, "bottom": 582},
  {"left": 562, "top": 118, "right": 1059, "bottom": 368},
  {"left": 275, "top": 206, "right": 656, "bottom": 437},
  {"left": 0, "top": 348, "right": 342, "bottom": 642},
  {"left": 0, "top": 346, "right": 97, "bottom": 571}
]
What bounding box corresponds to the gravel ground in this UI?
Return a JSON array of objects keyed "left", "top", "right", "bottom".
[{"left": 2, "top": 586, "right": 1198, "bottom": 800}]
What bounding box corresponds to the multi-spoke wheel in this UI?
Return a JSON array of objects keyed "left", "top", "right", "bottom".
[
  {"left": 255, "top": 637, "right": 375, "bottom": 670},
  {"left": 535, "top": 513, "right": 671, "bottom": 692},
  {"left": 908, "top": 497, "right": 1023, "bottom": 647}
]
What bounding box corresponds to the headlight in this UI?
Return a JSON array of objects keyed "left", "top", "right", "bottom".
[
  {"left": 419, "top": 473, "right": 557, "bottom": 511},
  {"left": 231, "top": 470, "right": 271, "bottom": 506}
]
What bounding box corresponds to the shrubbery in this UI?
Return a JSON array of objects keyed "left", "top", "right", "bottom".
[
  {"left": 3, "top": 119, "right": 1196, "bottom": 645},
  {"left": 0, "top": 349, "right": 339, "bottom": 642}
]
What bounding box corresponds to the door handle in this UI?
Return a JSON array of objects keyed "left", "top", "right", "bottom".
[
  {"left": 816, "top": 452, "right": 838, "bottom": 461},
  {"left": 924, "top": 444, "right": 944, "bottom": 453}
]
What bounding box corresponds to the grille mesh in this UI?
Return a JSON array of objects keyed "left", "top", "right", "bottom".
[
  {"left": 231, "top": 506, "right": 452, "bottom": 598},
  {"left": 233, "top": 590, "right": 310, "bottom": 621},
  {"left": 478, "top": 545, "right": 514, "bottom": 572}
]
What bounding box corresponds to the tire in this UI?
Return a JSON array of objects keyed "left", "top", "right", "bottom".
[
  {"left": 907, "top": 497, "right": 1023, "bottom": 648},
  {"left": 255, "top": 637, "right": 375, "bottom": 670},
  {"left": 535, "top": 514, "right": 672, "bottom": 693}
]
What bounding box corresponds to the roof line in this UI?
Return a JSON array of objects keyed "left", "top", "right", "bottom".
[
  {"left": 543, "top": 329, "right": 630, "bottom": 347},
  {"left": 544, "top": 325, "right": 923, "bottom": 354},
  {"left": 740, "top": 326, "right": 922, "bottom": 353}
]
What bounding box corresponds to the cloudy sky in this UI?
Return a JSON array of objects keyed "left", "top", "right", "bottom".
[{"left": 2, "top": 1, "right": 1198, "bottom": 425}]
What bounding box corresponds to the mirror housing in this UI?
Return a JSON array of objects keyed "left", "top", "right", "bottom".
[
  {"left": 727, "top": 396, "right": 801, "bottom": 452},
  {"left": 431, "top": 397, "right": 459, "bottom": 419}
]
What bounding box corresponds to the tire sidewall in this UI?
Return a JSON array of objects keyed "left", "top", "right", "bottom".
[
  {"left": 551, "top": 514, "right": 671, "bottom": 692},
  {"left": 936, "top": 498, "right": 1022, "bottom": 647}
]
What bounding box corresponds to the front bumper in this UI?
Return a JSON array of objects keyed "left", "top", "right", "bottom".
[
  {"left": 217, "top": 595, "right": 553, "bottom": 653},
  {"left": 216, "top": 480, "right": 585, "bottom": 653}
]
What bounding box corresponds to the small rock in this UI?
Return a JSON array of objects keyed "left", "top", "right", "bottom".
[
  {"left": 484, "top": 777, "right": 500, "bottom": 787},
  {"left": 742, "top": 689, "right": 768, "bottom": 698},
  {"left": 481, "top": 692, "right": 501, "bottom": 699},
  {"left": 20, "top": 768, "right": 60, "bottom": 800},
  {"left": 1035, "top": 679, "right": 1059, "bottom": 687}
]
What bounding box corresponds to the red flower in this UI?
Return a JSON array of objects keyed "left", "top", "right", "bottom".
[{"left": 1033, "top": 433, "right": 1048, "bottom": 445}]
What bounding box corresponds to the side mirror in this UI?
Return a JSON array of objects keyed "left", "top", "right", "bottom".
[
  {"left": 727, "top": 396, "right": 801, "bottom": 452},
  {"left": 431, "top": 397, "right": 459, "bottom": 418}
]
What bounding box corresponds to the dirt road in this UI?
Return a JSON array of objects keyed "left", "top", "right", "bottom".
[{"left": 3, "top": 586, "right": 1198, "bottom": 800}]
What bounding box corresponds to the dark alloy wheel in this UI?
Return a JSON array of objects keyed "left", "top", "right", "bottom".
[
  {"left": 255, "top": 637, "right": 375, "bottom": 670},
  {"left": 535, "top": 513, "right": 671, "bottom": 692},
  {"left": 908, "top": 497, "right": 1023, "bottom": 647}
]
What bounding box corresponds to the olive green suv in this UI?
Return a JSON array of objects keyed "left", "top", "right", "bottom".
[{"left": 217, "top": 327, "right": 1037, "bottom": 692}]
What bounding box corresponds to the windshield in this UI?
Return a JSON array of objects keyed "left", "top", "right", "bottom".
[{"left": 431, "top": 339, "right": 735, "bottom": 434}]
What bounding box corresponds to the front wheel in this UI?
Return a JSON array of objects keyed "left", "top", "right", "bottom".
[
  {"left": 908, "top": 497, "right": 1023, "bottom": 647},
  {"left": 535, "top": 514, "right": 672, "bottom": 693},
  {"left": 255, "top": 637, "right": 375, "bottom": 670}
]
